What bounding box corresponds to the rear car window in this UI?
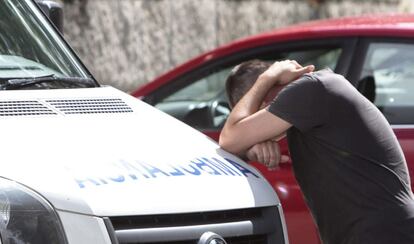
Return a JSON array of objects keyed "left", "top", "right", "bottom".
[{"left": 360, "top": 43, "right": 414, "bottom": 124}]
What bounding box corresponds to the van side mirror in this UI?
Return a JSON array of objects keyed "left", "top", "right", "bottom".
[{"left": 35, "top": 0, "right": 64, "bottom": 34}]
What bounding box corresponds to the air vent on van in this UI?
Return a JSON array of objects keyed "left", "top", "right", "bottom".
[
  {"left": 0, "top": 100, "right": 56, "bottom": 116},
  {"left": 46, "top": 98, "right": 133, "bottom": 114}
]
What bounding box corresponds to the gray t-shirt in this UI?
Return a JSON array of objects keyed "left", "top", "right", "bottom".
[{"left": 267, "top": 69, "right": 414, "bottom": 244}]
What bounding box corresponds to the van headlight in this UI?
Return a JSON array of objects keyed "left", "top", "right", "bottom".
[{"left": 0, "top": 177, "right": 66, "bottom": 244}]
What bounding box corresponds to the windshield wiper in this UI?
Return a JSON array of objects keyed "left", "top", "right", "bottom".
[{"left": 0, "top": 75, "right": 98, "bottom": 90}]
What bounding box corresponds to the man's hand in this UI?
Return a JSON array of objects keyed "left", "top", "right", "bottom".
[
  {"left": 246, "top": 140, "right": 290, "bottom": 170},
  {"left": 260, "top": 60, "right": 315, "bottom": 86}
]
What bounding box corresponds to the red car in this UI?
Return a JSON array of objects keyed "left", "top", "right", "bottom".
[{"left": 132, "top": 14, "right": 414, "bottom": 244}]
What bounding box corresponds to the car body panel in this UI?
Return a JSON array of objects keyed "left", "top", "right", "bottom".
[{"left": 0, "top": 86, "right": 278, "bottom": 217}]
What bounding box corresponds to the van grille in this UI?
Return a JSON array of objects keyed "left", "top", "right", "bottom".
[
  {"left": 110, "top": 208, "right": 262, "bottom": 230},
  {"left": 46, "top": 98, "right": 133, "bottom": 114},
  {"left": 106, "top": 206, "right": 286, "bottom": 244},
  {"left": 130, "top": 234, "right": 267, "bottom": 244},
  {"left": 0, "top": 100, "right": 56, "bottom": 116}
]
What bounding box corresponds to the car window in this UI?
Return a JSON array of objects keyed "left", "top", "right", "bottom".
[
  {"left": 359, "top": 43, "right": 414, "bottom": 124},
  {"left": 0, "top": 0, "right": 89, "bottom": 79},
  {"left": 162, "top": 67, "right": 232, "bottom": 103},
  {"left": 156, "top": 47, "right": 342, "bottom": 130}
]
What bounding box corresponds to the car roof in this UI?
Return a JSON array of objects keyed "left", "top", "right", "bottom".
[
  {"left": 248, "top": 14, "right": 414, "bottom": 41},
  {"left": 133, "top": 14, "right": 414, "bottom": 97}
]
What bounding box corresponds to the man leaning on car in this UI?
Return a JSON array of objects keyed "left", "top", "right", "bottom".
[{"left": 220, "top": 59, "right": 414, "bottom": 244}]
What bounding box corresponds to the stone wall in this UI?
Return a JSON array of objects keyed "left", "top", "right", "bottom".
[{"left": 62, "top": 0, "right": 400, "bottom": 92}]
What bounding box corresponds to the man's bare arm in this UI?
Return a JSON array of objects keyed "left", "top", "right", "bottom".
[{"left": 219, "top": 60, "right": 314, "bottom": 155}]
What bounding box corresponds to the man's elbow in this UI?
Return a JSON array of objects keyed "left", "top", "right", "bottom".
[
  {"left": 218, "top": 137, "right": 231, "bottom": 151},
  {"left": 219, "top": 134, "right": 243, "bottom": 155}
]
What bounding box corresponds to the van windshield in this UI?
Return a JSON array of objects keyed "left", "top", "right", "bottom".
[{"left": 0, "top": 0, "right": 90, "bottom": 81}]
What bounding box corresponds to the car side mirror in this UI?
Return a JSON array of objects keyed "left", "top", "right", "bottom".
[{"left": 35, "top": 0, "right": 64, "bottom": 34}]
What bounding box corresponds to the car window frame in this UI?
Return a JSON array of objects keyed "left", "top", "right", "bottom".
[
  {"left": 144, "top": 37, "right": 358, "bottom": 106},
  {"left": 30, "top": 0, "right": 98, "bottom": 83}
]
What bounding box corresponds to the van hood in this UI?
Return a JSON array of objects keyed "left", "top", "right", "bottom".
[{"left": 0, "top": 87, "right": 279, "bottom": 217}]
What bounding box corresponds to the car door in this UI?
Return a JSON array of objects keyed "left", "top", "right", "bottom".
[
  {"left": 143, "top": 38, "right": 357, "bottom": 244},
  {"left": 350, "top": 38, "right": 414, "bottom": 189}
]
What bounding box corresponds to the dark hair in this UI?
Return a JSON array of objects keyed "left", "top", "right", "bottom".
[{"left": 225, "top": 60, "right": 271, "bottom": 107}]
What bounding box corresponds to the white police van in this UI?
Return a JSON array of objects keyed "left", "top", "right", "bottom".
[{"left": 0, "top": 0, "right": 288, "bottom": 243}]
